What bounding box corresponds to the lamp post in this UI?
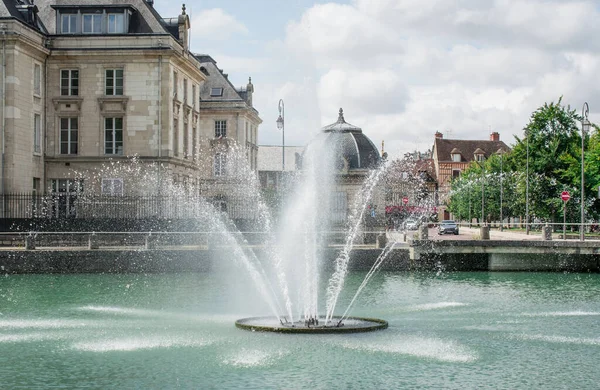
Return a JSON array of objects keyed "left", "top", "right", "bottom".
[
  {"left": 497, "top": 149, "right": 505, "bottom": 231},
  {"left": 276, "top": 99, "right": 285, "bottom": 172},
  {"left": 525, "top": 129, "right": 530, "bottom": 235},
  {"left": 581, "top": 102, "right": 590, "bottom": 241},
  {"left": 481, "top": 166, "right": 485, "bottom": 226}
]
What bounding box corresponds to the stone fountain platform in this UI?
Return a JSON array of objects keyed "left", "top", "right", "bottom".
[{"left": 235, "top": 316, "right": 388, "bottom": 334}]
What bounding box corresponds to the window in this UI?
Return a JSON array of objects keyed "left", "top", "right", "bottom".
[
  {"left": 183, "top": 122, "right": 189, "bottom": 159},
  {"left": 61, "top": 14, "right": 77, "bottom": 33},
  {"left": 34, "top": 64, "right": 41, "bottom": 96},
  {"left": 183, "top": 79, "right": 188, "bottom": 104},
  {"left": 475, "top": 154, "right": 485, "bottom": 162},
  {"left": 215, "top": 120, "right": 226, "bottom": 138},
  {"left": 173, "top": 118, "right": 179, "bottom": 157},
  {"left": 210, "top": 87, "right": 223, "bottom": 97},
  {"left": 33, "top": 178, "right": 40, "bottom": 194},
  {"left": 82, "top": 14, "right": 102, "bottom": 33},
  {"left": 105, "top": 69, "right": 123, "bottom": 95},
  {"left": 173, "top": 71, "right": 178, "bottom": 99},
  {"left": 60, "top": 70, "right": 79, "bottom": 96},
  {"left": 452, "top": 170, "right": 461, "bottom": 179},
  {"left": 192, "top": 126, "right": 197, "bottom": 160},
  {"left": 192, "top": 85, "right": 196, "bottom": 108},
  {"left": 214, "top": 153, "right": 227, "bottom": 177},
  {"left": 101, "top": 178, "right": 124, "bottom": 195},
  {"left": 105, "top": 117, "right": 123, "bottom": 155},
  {"left": 60, "top": 117, "right": 78, "bottom": 155},
  {"left": 107, "top": 14, "right": 125, "bottom": 33},
  {"left": 50, "top": 178, "right": 83, "bottom": 218},
  {"left": 34, "top": 114, "right": 41, "bottom": 154},
  {"left": 451, "top": 153, "right": 461, "bottom": 162}
]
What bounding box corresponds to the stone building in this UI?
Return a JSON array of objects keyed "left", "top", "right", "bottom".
[
  {"left": 193, "top": 54, "right": 262, "bottom": 202},
  {"left": 432, "top": 131, "right": 510, "bottom": 220},
  {"left": 310, "top": 108, "right": 383, "bottom": 226},
  {"left": 0, "top": 0, "right": 260, "bottom": 218}
]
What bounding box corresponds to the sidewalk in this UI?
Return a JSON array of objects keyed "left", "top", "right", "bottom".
[{"left": 458, "top": 226, "right": 542, "bottom": 241}]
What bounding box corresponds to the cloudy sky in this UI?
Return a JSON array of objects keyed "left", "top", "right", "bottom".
[{"left": 155, "top": 0, "right": 599, "bottom": 159}]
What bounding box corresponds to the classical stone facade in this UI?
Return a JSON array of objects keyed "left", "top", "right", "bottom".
[
  {"left": 194, "top": 55, "right": 262, "bottom": 200},
  {"left": 0, "top": 0, "right": 260, "bottom": 203}
]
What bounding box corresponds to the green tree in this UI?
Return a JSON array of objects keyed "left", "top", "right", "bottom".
[{"left": 506, "top": 98, "right": 584, "bottom": 224}]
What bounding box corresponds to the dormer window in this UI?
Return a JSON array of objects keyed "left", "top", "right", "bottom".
[
  {"left": 210, "top": 88, "right": 223, "bottom": 97},
  {"left": 61, "top": 14, "right": 77, "bottom": 33},
  {"left": 450, "top": 147, "right": 462, "bottom": 162},
  {"left": 107, "top": 14, "right": 125, "bottom": 33},
  {"left": 82, "top": 13, "right": 102, "bottom": 33},
  {"left": 473, "top": 148, "right": 486, "bottom": 162},
  {"left": 56, "top": 7, "right": 132, "bottom": 34}
]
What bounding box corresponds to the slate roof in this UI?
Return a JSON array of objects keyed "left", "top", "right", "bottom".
[
  {"left": 194, "top": 54, "right": 251, "bottom": 105},
  {"left": 0, "top": 0, "right": 180, "bottom": 37},
  {"left": 433, "top": 138, "right": 510, "bottom": 162},
  {"left": 311, "top": 108, "right": 381, "bottom": 170}
]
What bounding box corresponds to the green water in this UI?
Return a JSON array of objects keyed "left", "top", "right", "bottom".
[{"left": 1, "top": 271, "right": 599, "bottom": 389}]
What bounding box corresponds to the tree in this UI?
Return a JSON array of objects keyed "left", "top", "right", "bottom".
[{"left": 506, "top": 98, "right": 585, "bottom": 224}]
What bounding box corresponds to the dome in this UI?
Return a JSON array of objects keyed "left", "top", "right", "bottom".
[{"left": 311, "top": 108, "right": 381, "bottom": 170}]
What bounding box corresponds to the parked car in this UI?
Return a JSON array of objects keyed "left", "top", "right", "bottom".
[
  {"left": 438, "top": 220, "right": 459, "bottom": 235},
  {"left": 404, "top": 219, "right": 419, "bottom": 230}
]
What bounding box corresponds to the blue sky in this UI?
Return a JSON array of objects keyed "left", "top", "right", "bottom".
[{"left": 155, "top": 0, "right": 600, "bottom": 159}]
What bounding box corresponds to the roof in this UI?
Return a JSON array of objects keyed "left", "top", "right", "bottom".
[
  {"left": 194, "top": 54, "right": 253, "bottom": 106},
  {"left": 257, "top": 145, "right": 304, "bottom": 172},
  {"left": 0, "top": 0, "right": 47, "bottom": 32},
  {"left": 1, "top": 0, "right": 180, "bottom": 37},
  {"left": 387, "top": 157, "right": 437, "bottom": 182},
  {"left": 433, "top": 138, "right": 510, "bottom": 162},
  {"left": 309, "top": 108, "right": 381, "bottom": 170},
  {"left": 321, "top": 108, "right": 363, "bottom": 133}
]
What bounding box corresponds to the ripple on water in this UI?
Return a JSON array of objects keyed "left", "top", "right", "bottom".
[
  {"left": 71, "top": 335, "right": 215, "bottom": 352},
  {"left": 0, "top": 332, "right": 56, "bottom": 343},
  {"left": 335, "top": 334, "right": 477, "bottom": 363},
  {"left": 521, "top": 311, "right": 600, "bottom": 317},
  {"left": 513, "top": 333, "right": 600, "bottom": 346},
  {"left": 221, "top": 348, "right": 289, "bottom": 368},
  {"left": 77, "top": 305, "right": 243, "bottom": 324},
  {"left": 0, "top": 318, "right": 96, "bottom": 329},
  {"left": 409, "top": 302, "right": 468, "bottom": 311}
]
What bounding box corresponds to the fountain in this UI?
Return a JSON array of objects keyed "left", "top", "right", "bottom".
[{"left": 231, "top": 108, "right": 391, "bottom": 333}]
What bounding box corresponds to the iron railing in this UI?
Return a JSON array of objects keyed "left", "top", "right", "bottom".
[{"left": 0, "top": 193, "right": 261, "bottom": 220}]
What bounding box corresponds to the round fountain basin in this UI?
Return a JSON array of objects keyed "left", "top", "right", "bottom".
[{"left": 235, "top": 316, "right": 388, "bottom": 334}]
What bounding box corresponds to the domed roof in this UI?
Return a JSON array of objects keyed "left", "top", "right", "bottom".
[{"left": 313, "top": 108, "right": 381, "bottom": 170}]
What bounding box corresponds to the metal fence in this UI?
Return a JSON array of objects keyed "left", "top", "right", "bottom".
[{"left": 0, "top": 193, "right": 260, "bottom": 220}]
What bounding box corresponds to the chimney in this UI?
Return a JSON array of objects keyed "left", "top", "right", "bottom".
[
  {"left": 435, "top": 131, "right": 443, "bottom": 139},
  {"left": 490, "top": 132, "right": 500, "bottom": 141}
]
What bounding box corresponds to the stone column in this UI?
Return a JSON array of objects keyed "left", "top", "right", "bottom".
[
  {"left": 418, "top": 224, "right": 428, "bottom": 240},
  {"left": 88, "top": 233, "right": 99, "bottom": 249},
  {"left": 480, "top": 225, "right": 490, "bottom": 240},
  {"left": 542, "top": 225, "right": 552, "bottom": 241},
  {"left": 25, "top": 234, "right": 35, "bottom": 250}
]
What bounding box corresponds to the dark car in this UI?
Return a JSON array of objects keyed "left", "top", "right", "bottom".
[{"left": 438, "top": 220, "right": 459, "bottom": 235}]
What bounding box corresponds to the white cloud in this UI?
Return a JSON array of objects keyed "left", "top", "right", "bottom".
[
  {"left": 190, "top": 9, "right": 248, "bottom": 41},
  {"left": 269, "top": 0, "right": 600, "bottom": 158}
]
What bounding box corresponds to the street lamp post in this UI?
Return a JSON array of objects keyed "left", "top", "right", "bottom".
[
  {"left": 498, "top": 149, "right": 505, "bottom": 231},
  {"left": 526, "top": 129, "right": 530, "bottom": 235},
  {"left": 276, "top": 99, "right": 285, "bottom": 172},
  {"left": 581, "top": 102, "right": 590, "bottom": 241},
  {"left": 481, "top": 168, "right": 485, "bottom": 226}
]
